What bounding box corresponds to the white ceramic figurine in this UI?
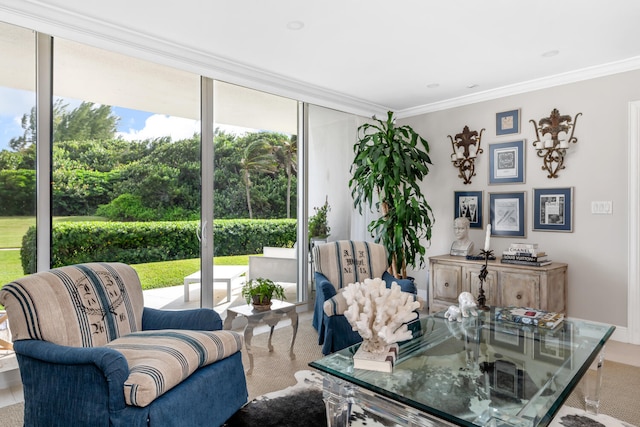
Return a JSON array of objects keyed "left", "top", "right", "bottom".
[
  {"left": 444, "top": 304, "right": 463, "bottom": 322},
  {"left": 458, "top": 291, "right": 478, "bottom": 318}
]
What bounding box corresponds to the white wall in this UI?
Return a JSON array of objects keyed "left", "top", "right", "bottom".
[
  {"left": 308, "top": 105, "right": 367, "bottom": 241},
  {"left": 399, "top": 69, "right": 640, "bottom": 328}
]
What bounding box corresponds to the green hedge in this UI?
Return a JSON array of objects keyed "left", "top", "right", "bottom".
[{"left": 20, "top": 219, "right": 297, "bottom": 274}]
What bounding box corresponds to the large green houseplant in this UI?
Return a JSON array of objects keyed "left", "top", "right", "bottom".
[{"left": 349, "top": 111, "right": 435, "bottom": 279}]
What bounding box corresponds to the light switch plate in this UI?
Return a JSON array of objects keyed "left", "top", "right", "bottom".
[{"left": 591, "top": 201, "right": 613, "bottom": 214}]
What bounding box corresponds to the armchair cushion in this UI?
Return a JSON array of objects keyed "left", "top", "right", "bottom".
[
  {"left": 106, "top": 329, "right": 243, "bottom": 407},
  {"left": 0, "top": 262, "right": 143, "bottom": 347}
]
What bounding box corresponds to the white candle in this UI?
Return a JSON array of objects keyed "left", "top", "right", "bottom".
[
  {"left": 484, "top": 225, "right": 491, "bottom": 251},
  {"left": 559, "top": 139, "right": 569, "bottom": 149}
]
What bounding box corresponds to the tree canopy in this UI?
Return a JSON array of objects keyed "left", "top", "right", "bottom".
[{"left": 0, "top": 101, "right": 297, "bottom": 220}]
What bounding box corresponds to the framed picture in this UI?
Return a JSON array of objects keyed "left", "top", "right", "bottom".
[
  {"left": 489, "top": 192, "right": 526, "bottom": 237},
  {"left": 454, "top": 191, "right": 483, "bottom": 229},
  {"left": 534, "top": 323, "right": 573, "bottom": 367},
  {"left": 489, "top": 140, "right": 525, "bottom": 184},
  {"left": 496, "top": 109, "right": 520, "bottom": 135},
  {"left": 533, "top": 187, "right": 574, "bottom": 232}
]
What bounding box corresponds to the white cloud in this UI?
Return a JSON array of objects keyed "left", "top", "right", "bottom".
[
  {"left": 116, "top": 114, "right": 259, "bottom": 142},
  {"left": 117, "top": 114, "right": 200, "bottom": 141}
]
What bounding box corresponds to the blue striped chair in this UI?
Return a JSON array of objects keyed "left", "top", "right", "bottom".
[
  {"left": 311, "top": 241, "right": 417, "bottom": 355},
  {"left": 0, "top": 262, "right": 248, "bottom": 427}
]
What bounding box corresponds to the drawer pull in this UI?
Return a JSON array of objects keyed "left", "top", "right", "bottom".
[
  {"left": 444, "top": 282, "right": 449, "bottom": 287},
  {"left": 516, "top": 294, "right": 522, "bottom": 300}
]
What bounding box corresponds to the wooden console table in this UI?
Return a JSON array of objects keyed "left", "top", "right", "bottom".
[{"left": 428, "top": 254, "right": 567, "bottom": 314}]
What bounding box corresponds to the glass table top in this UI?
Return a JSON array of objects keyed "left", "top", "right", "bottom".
[{"left": 309, "top": 309, "right": 615, "bottom": 427}]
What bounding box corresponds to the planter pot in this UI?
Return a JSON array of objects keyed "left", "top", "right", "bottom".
[{"left": 251, "top": 295, "right": 272, "bottom": 311}]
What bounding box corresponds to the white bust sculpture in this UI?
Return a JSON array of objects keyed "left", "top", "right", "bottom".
[{"left": 450, "top": 217, "right": 474, "bottom": 257}]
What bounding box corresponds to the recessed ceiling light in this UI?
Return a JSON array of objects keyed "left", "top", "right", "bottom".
[
  {"left": 542, "top": 49, "right": 560, "bottom": 58},
  {"left": 466, "top": 84, "right": 479, "bottom": 89},
  {"left": 427, "top": 83, "right": 440, "bottom": 89},
  {"left": 286, "top": 21, "right": 305, "bottom": 30}
]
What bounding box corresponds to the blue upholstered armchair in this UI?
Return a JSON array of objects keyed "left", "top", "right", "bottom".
[
  {"left": 0, "top": 262, "right": 248, "bottom": 427},
  {"left": 311, "top": 240, "right": 418, "bottom": 355}
]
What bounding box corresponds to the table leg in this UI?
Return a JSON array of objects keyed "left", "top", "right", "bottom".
[
  {"left": 267, "top": 324, "right": 275, "bottom": 352},
  {"left": 584, "top": 346, "right": 606, "bottom": 415},
  {"left": 225, "top": 279, "right": 231, "bottom": 304},
  {"left": 223, "top": 310, "right": 237, "bottom": 330},
  {"left": 322, "top": 375, "right": 352, "bottom": 427},
  {"left": 287, "top": 309, "right": 298, "bottom": 360},
  {"left": 244, "top": 317, "right": 258, "bottom": 376},
  {"left": 184, "top": 279, "right": 190, "bottom": 302}
]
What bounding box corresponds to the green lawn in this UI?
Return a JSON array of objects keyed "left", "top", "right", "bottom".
[
  {"left": 0, "top": 249, "right": 23, "bottom": 287},
  {"left": 0, "top": 216, "right": 107, "bottom": 248},
  {"left": 0, "top": 216, "right": 251, "bottom": 293}
]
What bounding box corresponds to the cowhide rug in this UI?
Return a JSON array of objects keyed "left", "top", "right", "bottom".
[{"left": 223, "top": 370, "right": 636, "bottom": 427}]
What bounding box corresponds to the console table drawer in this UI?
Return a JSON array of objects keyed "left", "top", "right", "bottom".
[{"left": 432, "top": 264, "right": 461, "bottom": 303}]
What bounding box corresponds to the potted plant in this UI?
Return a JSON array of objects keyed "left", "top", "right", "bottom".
[
  {"left": 308, "top": 197, "right": 331, "bottom": 240},
  {"left": 241, "top": 278, "right": 286, "bottom": 311},
  {"left": 349, "top": 111, "right": 435, "bottom": 279}
]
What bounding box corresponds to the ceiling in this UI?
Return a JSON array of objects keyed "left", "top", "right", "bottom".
[{"left": 1, "top": 0, "right": 640, "bottom": 118}]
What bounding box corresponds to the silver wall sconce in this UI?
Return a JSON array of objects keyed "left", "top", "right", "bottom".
[
  {"left": 449, "top": 126, "right": 485, "bottom": 185},
  {"left": 529, "top": 108, "right": 582, "bottom": 178}
]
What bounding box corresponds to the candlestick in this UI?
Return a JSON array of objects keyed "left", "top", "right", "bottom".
[{"left": 484, "top": 225, "right": 491, "bottom": 251}]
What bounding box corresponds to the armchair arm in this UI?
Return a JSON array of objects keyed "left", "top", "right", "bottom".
[
  {"left": 13, "top": 339, "right": 129, "bottom": 412},
  {"left": 142, "top": 307, "right": 222, "bottom": 331},
  {"left": 315, "top": 272, "right": 337, "bottom": 301}
]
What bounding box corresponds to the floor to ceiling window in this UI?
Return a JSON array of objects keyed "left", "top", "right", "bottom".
[
  {"left": 213, "top": 81, "right": 301, "bottom": 302},
  {"left": 0, "top": 22, "right": 36, "bottom": 287},
  {"left": 52, "top": 37, "right": 203, "bottom": 296}
]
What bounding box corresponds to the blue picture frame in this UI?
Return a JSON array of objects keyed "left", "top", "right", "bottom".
[
  {"left": 533, "top": 187, "right": 573, "bottom": 232},
  {"left": 496, "top": 109, "right": 520, "bottom": 135},
  {"left": 454, "top": 191, "right": 483, "bottom": 229},
  {"left": 489, "top": 191, "right": 526, "bottom": 237},
  {"left": 489, "top": 140, "right": 525, "bottom": 184}
]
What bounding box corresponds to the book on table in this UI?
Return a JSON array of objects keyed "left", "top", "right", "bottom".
[
  {"left": 495, "top": 307, "right": 565, "bottom": 329},
  {"left": 353, "top": 343, "right": 399, "bottom": 373},
  {"left": 501, "top": 258, "right": 552, "bottom": 267},
  {"left": 501, "top": 254, "right": 548, "bottom": 262}
]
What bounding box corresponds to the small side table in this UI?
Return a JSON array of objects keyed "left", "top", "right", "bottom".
[{"left": 223, "top": 300, "right": 298, "bottom": 375}]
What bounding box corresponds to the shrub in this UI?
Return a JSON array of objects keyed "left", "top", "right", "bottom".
[{"left": 20, "top": 219, "right": 297, "bottom": 273}]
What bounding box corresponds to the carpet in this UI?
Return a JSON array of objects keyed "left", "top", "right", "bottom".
[
  {"left": 223, "top": 370, "right": 397, "bottom": 427},
  {"left": 223, "top": 370, "right": 638, "bottom": 427}
]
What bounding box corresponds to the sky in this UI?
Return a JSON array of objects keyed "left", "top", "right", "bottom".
[{"left": 0, "top": 86, "right": 251, "bottom": 151}]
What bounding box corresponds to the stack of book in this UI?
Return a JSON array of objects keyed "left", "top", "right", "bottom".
[
  {"left": 501, "top": 243, "right": 551, "bottom": 267},
  {"left": 495, "top": 306, "right": 565, "bottom": 329}
]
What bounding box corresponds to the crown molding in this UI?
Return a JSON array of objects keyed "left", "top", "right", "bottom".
[{"left": 397, "top": 56, "right": 640, "bottom": 119}]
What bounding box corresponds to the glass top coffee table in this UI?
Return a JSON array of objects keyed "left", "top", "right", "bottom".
[{"left": 309, "top": 309, "right": 615, "bottom": 427}]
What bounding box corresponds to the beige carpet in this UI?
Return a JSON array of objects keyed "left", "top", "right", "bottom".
[{"left": 0, "top": 312, "right": 638, "bottom": 426}]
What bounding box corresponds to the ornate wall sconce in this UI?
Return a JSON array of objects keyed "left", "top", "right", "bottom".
[
  {"left": 449, "top": 126, "right": 485, "bottom": 184},
  {"left": 529, "top": 108, "right": 582, "bottom": 178}
]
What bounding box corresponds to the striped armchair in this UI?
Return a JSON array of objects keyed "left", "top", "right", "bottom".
[
  {"left": 0, "top": 262, "right": 247, "bottom": 427},
  {"left": 311, "top": 241, "right": 417, "bottom": 355}
]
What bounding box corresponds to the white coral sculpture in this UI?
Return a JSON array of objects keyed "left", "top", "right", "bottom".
[{"left": 342, "top": 277, "right": 420, "bottom": 354}]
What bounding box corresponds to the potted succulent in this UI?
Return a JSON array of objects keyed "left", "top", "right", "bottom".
[
  {"left": 349, "top": 111, "right": 435, "bottom": 279},
  {"left": 241, "top": 278, "right": 286, "bottom": 311},
  {"left": 308, "top": 197, "right": 331, "bottom": 240}
]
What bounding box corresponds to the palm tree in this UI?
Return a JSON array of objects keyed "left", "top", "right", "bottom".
[
  {"left": 275, "top": 135, "right": 298, "bottom": 218},
  {"left": 240, "top": 139, "right": 277, "bottom": 219}
]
